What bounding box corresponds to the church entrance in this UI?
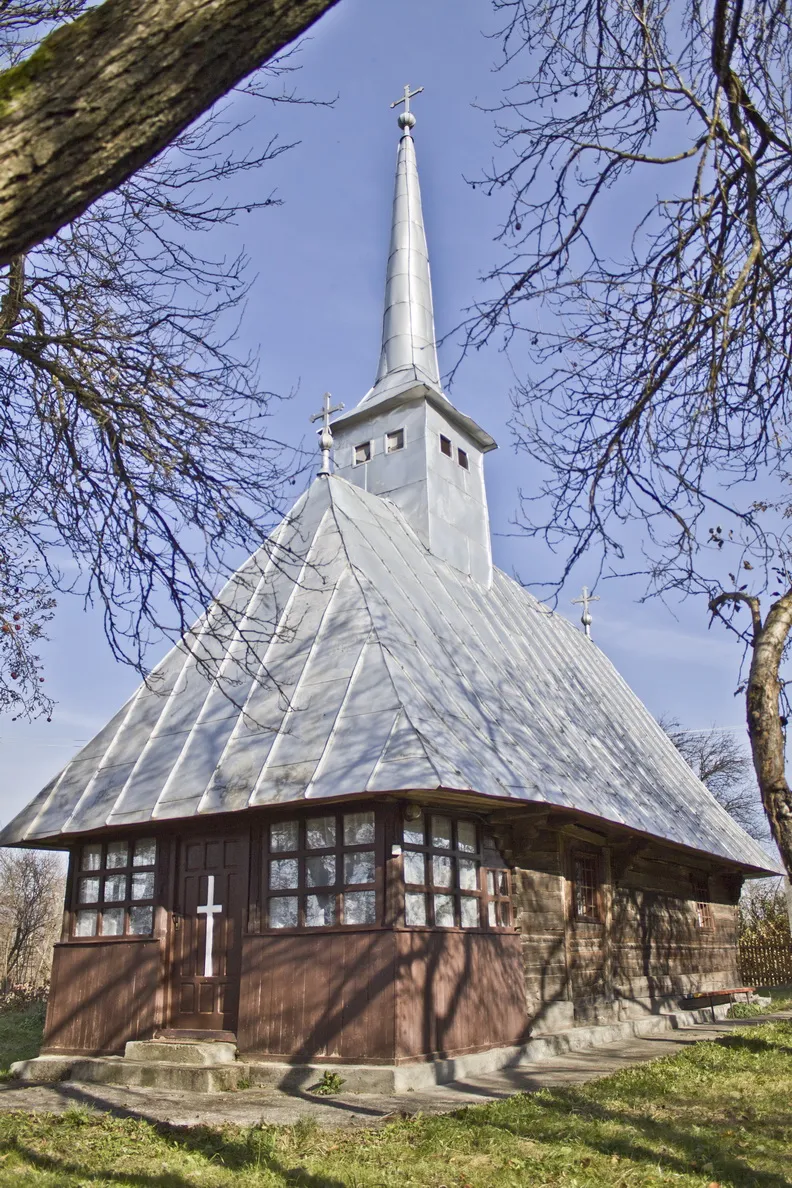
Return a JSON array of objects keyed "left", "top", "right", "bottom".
[{"left": 168, "top": 833, "right": 247, "bottom": 1033}]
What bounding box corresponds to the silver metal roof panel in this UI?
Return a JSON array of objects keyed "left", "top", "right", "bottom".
[{"left": 0, "top": 473, "right": 779, "bottom": 874}]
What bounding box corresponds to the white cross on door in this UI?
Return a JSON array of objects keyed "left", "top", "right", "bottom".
[{"left": 196, "top": 874, "right": 223, "bottom": 978}]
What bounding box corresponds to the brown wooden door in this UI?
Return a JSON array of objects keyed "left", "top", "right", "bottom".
[{"left": 169, "top": 834, "right": 247, "bottom": 1032}]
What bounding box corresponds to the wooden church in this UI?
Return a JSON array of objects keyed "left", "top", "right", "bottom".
[{"left": 1, "top": 94, "right": 777, "bottom": 1085}]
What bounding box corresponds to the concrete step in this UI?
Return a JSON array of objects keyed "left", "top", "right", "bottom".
[{"left": 124, "top": 1040, "right": 237, "bottom": 1066}]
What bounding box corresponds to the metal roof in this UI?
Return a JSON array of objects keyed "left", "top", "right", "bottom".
[{"left": 1, "top": 475, "right": 778, "bottom": 873}]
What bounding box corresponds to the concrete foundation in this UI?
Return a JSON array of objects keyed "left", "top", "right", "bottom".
[{"left": 11, "top": 1003, "right": 730, "bottom": 1095}]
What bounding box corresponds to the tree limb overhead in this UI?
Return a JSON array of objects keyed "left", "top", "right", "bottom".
[{"left": 0, "top": 0, "right": 340, "bottom": 265}]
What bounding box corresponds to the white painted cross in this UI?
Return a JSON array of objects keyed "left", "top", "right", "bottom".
[{"left": 197, "top": 875, "right": 222, "bottom": 978}]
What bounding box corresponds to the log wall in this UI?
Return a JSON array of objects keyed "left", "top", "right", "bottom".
[
  {"left": 43, "top": 939, "right": 162, "bottom": 1055},
  {"left": 511, "top": 825, "right": 741, "bottom": 1029}
]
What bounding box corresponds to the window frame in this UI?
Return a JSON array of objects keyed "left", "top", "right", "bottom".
[
  {"left": 570, "top": 847, "right": 603, "bottom": 924},
  {"left": 691, "top": 875, "right": 713, "bottom": 930},
  {"left": 70, "top": 837, "right": 157, "bottom": 941},
  {"left": 353, "top": 440, "right": 372, "bottom": 465},
  {"left": 439, "top": 434, "right": 452, "bottom": 457},
  {"left": 262, "top": 810, "right": 382, "bottom": 932},
  {"left": 385, "top": 428, "right": 405, "bottom": 453},
  {"left": 401, "top": 811, "right": 514, "bottom": 932},
  {"left": 457, "top": 447, "right": 469, "bottom": 470}
]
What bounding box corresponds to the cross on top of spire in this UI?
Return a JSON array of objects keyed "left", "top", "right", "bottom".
[
  {"left": 310, "top": 391, "right": 344, "bottom": 476},
  {"left": 571, "top": 585, "right": 600, "bottom": 639},
  {"left": 390, "top": 84, "right": 424, "bottom": 133}
]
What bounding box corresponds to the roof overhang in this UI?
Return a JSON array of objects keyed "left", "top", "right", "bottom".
[{"left": 333, "top": 379, "right": 497, "bottom": 453}]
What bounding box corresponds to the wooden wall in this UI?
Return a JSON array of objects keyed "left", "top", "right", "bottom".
[
  {"left": 394, "top": 931, "right": 528, "bottom": 1061},
  {"left": 43, "top": 940, "right": 162, "bottom": 1055},
  {"left": 238, "top": 932, "right": 397, "bottom": 1062},
  {"left": 511, "top": 823, "right": 742, "bottom": 1029},
  {"left": 238, "top": 929, "right": 527, "bottom": 1063}
]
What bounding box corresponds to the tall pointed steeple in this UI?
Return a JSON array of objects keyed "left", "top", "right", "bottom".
[
  {"left": 369, "top": 88, "right": 443, "bottom": 402},
  {"left": 331, "top": 90, "right": 497, "bottom": 587}
]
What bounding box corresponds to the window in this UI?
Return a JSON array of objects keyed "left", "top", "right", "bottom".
[
  {"left": 354, "top": 441, "right": 372, "bottom": 465},
  {"left": 439, "top": 434, "right": 452, "bottom": 457},
  {"left": 572, "top": 850, "right": 601, "bottom": 922},
  {"left": 457, "top": 448, "right": 469, "bottom": 470},
  {"left": 386, "top": 429, "right": 404, "bottom": 453},
  {"left": 401, "top": 812, "right": 512, "bottom": 929},
  {"left": 265, "top": 811, "right": 378, "bottom": 929},
  {"left": 73, "top": 838, "right": 156, "bottom": 938},
  {"left": 692, "top": 876, "right": 712, "bottom": 929}
]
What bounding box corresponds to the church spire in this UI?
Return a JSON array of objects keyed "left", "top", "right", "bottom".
[{"left": 368, "top": 85, "right": 443, "bottom": 402}]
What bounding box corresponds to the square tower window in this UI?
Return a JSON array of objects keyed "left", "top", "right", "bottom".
[
  {"left": 457, "top": 448, "right": 469, "bottom": 470},
  {"left": 439, "top": 434, "right": 452, "bottom": 457},
  {"left": 354, "top": 441, "right": 372, "bottom": 465},
  {"left": 386, "top": 429, "right": 404, "bottom": 453}
]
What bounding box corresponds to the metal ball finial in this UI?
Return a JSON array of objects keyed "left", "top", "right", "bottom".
[{"left": 398, "top": 110, "right": 417, "bottom": 131}]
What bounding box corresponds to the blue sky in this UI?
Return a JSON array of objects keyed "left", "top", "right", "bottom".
[{"left": 0, "top": 0, "right": 755, "bottom": 828}]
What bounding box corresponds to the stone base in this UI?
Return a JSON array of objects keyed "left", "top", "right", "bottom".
[{"left": 11, "top": 1005, "right": 730, "bottom": 1095}]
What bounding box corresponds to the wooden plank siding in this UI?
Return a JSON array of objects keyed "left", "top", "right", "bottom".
[
  {"left": 394, "top": 931, "right": 527, "bottom": 1061},
  {"left": 238, "top": 932, "right": 397, "bottom": 1063},
  {"left": 42, "top": 939, "right": 161, "bottom": 1055}
]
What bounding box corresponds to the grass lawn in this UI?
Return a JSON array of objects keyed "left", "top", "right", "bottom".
[
  {"left": 0, "top": 1005, "right": 46, "bottom": 1080},
  {"left": 0, "top": 1020, "right": 788, "bottom": 1187}
]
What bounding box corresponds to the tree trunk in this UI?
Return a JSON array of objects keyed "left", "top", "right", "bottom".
[
  {"left": 0, "top": 0, "right": 340, "bottom": 265},
  {"left": 746, "top": 592, "right": 792, "bottom": 878}
]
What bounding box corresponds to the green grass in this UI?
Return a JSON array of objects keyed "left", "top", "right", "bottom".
[
  {"left": 0, "top": 1020, "right": 790, "bottom": 1186},
  {"left": 0, "top": 1004, "right": 45, "bottom": 1080}
]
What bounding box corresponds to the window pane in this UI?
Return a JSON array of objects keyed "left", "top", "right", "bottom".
[
  {"left": 133, "top": 838, "right": 156, "bottom": 867},
  {"left": 434, "top": 894, "right": 455, "bottom": 927},
  {"left": 344, "top": 851, "right": 374, "bottom": 885},
  {"left": 306, "top": 816, "right": 336, "bottom": 850},
  {"left": 403, "top": 850, "right": 425, "bottom": 885},
  {"left": 269, "top": 858, "right": 298, "bottom": 891},
  {"left": 80, "top": 844, "right": 102, "bottom": 872},
  {"left": 78, "top": 876, "right": 100, "bottom": 904},
  {"left": 101, "top": 907, "right": 124, "bottom": 936},
  {"left": 344, "top": 811, "right": 375, "bottom": 846},
  {"left": 403, "top": 817, "right": 424, "bottom": 847},
  {"left": 106, "top": 841, "right": 128, "bottom": 869},
  {"left": 458, "top": 858, "right": 479, "bottom": 892},
  {"left": 305, "top": 893, "right": 335, "bottom": 927},
  {"left": 103, "top": 874, "right": 127, "bottom": 902},
  {"left": 306, "top": 855, "right": 336, "bottom": 887},
  {"left": 269, "top": 896, "right": 298, "bottom": 929},
  {"left": 488, "top": 901, "right": 497, "bottom": 926},
  {"left": 496, "top": 871, "right": 509, "bottom": 897},
  {"left": 129, "top": 906, "right": 153, "bottom": 935},
  {"left": 431, "top": 816, "right": 452, "bottom": 849},
  {"left": 486, "top": 871, "right": 495, "bottom": 896},
  {"left": 131, "top": 871, "right": 154, "bottom": 901},
  {"left": 74, "top": 909, "right": 98, "bottom": 937},
  {"left": 460, "top": 897, "right": 479, "bottom": 928},
  {"left": 457, "top": 821, "right": 477, "bottom": 853},
  {"left": 405, "top": 893, "right": 427, "bottom": 926},
  {"left": 432, "top": 854, "right": 453, "bottom": 888},
  {"left": 344, "top": 891, "right": 375, "bottom": 925},
  {"left": 270, "top": 820, "right": 299, "bottom": 853}
]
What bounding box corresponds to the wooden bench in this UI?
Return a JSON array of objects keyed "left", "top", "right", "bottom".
[{"left": 690, "top": 986, "right": 755, "bottom": 1022}]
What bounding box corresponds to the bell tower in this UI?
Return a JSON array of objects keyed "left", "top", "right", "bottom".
[{"left": 331, "top": 87, "right": 497, "bottom": 587}]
